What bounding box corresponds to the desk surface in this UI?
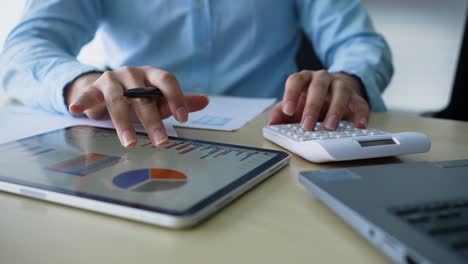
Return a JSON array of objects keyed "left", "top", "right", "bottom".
[{"left": 1, "top": 111, "right": 467, "bottom": 264}]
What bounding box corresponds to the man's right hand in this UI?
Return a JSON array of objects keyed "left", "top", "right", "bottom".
[{"left": 66, "top": 66, "right": 209, "bottom": 148}]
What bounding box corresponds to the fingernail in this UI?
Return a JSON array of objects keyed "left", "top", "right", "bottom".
[
  {"left": 69, "top": 104, "right": 83, "bottom": 114},
  {"left": 301, "top": 116, "right": 315, "bottom": 130},
  {"left": 283, "top": 100, "right": 296, "bottom": 116},
  {"left": 121, "top": 130, "right": 137, "bottom": 148},
  {"left": 358, "top": 117, "right": 368, "bottom": 128},
  {"left": 325, "top": 115, "right": 339, "bottom": 130},
  {"left": 176, "top": 107, "right": 188, "bottom": 123},
  {"left": 152, "top": 128, "right": 168, "bottom": 145}
]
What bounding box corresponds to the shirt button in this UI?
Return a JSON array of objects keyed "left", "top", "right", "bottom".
[{"left": 197, "top": 47, "right": 205, "bottom": 54}]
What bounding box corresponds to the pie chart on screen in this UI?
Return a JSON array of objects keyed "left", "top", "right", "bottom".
[{"left": 113, "top": 168, "right": 187, "bottom": 192}]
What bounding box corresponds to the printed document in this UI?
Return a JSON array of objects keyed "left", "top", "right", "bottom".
[{"left": 166, "top": 96, "right": 276, "bottom": 131}]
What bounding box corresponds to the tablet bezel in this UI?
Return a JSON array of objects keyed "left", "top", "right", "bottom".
[{"left": 0, "top": 126, "right": 290, "bottom": 219}]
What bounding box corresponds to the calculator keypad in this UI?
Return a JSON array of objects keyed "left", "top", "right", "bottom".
[{"left": 268, "top": 121, "right": 387, "bottom": 142}]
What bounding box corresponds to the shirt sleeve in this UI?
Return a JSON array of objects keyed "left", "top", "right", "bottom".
[
  {"left": 295, "top": 0, "right": 394, "bottom": 112},
  {"left": 0, "top": 0, "right": 102, "bottom": 115}
]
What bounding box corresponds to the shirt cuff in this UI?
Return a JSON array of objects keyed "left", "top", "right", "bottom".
[
  {"left": 328, "top": 63, "right": 387, "bottom": 112},
  {"left": 47, "top": 61, "right": 102, "bottom": 115}
]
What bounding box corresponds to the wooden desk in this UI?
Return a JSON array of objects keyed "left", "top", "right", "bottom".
[{"left": 1, "top": 112, "right": 467, "bottom": 264}]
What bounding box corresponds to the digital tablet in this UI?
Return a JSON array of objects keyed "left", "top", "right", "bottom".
[{"left": 0, "top": 126, "right": 289, "bottom": 228}]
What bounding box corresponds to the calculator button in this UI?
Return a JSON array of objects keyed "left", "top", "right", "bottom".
[{"left": 268, "top": 122, "right": 390, "bottom": 143}]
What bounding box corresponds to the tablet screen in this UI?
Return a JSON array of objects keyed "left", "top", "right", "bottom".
[{"left": 0, "top": 126, "right": 287, "bottom": 215}]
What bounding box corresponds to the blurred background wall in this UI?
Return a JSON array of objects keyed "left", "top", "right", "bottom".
[
  {"left": 1, "top": 0, "right": 467, "bottom": 115},
  {"left": 364, "top": 0, "right": 467, "bottom": 114}
]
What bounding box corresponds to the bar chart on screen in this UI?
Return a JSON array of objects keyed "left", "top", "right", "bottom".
[{"left": 139, "top": 139, "right": 265, "bottom": 162}]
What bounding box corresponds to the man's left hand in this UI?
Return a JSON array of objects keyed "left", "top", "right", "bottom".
[{"left": 268, "top": 70, "right": 370, "bottom": 130}]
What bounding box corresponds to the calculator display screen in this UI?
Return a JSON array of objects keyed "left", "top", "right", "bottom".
[{"left": 358, "top": 139, "right": 396, "bottom": 147}]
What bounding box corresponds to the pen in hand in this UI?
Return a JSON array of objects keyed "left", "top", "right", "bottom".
[{"left": 123, "top": 87, "right": 164, "bottom": 98}]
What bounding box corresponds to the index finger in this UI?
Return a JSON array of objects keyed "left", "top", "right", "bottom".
[
  {"left": 282, "top": 71, "right": 312, "bottom": 116},
  {"left": 97, "top": 72, "right": 137, "bottom": 148}
]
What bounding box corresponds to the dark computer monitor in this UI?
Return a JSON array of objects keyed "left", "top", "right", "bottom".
[{"left": 434, "top": 8, "right": 468, "bottom": 121}]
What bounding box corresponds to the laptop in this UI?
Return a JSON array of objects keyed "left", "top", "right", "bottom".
[{"left": 299, "top": 159, "right": 468, "bottom": 264}]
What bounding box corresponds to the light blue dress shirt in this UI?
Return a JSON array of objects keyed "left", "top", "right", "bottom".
[{"left": 0, "top": 0, "right": 393, "bottom": 115}]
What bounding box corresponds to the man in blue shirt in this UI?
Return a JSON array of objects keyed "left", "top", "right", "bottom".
[{"left": 0, "top": 0, "right": 393, "bottom": 148}]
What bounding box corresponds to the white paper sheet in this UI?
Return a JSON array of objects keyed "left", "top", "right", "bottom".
[
  {"left": 165, "top": 96, "right": 276, "bottom": 131},
  {"left": 0, "top": 105, "right": 177, "bottom": 144}
]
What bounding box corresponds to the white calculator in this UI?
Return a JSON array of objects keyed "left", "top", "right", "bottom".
[{"left": 263, "top": 121, "right": 431, "bottom": 163}]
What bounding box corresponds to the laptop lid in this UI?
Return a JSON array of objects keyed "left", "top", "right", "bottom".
[{"left": 299, "top": 160, "right": 468, "bottom": 264}]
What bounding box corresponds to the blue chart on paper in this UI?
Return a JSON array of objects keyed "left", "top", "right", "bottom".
[{"left": 191, "top": 115, "right": 232, "bottom": 126}]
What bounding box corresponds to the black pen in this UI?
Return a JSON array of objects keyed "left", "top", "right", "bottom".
[{"left": 123, "top": 87, "right": 164, "bottom": 98}]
